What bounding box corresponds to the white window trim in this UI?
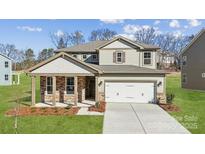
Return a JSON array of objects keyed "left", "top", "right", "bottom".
[
  {"left": 5, "top": 61, "right": 9, "bottom": 68},
  {"left": 92, "top": 54, "right": 98, "bottom": 60},
  {"left": 46, "top": 76, "right": 53, "bottom": 95},
  {"left": 116, "top": 51, "right": 123, "bottom": 63},
  {"left": 82, "top": 54, "right": 87, "bottom": 59},
  {"left": 5, "top": 74, "right": 8, "bottom": 81},
  {"left": 65, "top": 77, "right": 75, "bottom": 95},
  {"left": 143, "top": 52, "right": 152, "bottom": 65},
  {"left": 202, "top": 73, "right": 205, "bottom": 78}
]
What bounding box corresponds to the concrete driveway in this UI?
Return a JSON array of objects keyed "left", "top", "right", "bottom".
[{"left": 103, "top": 103, "right": 190, "bottom": 134}]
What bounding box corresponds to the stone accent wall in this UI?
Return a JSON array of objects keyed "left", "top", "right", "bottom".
[
  {"left": 56, "top": 76, "right": 65, "bottom": 102},
  {"left": 78, "top": 76, "right": 86, "bottom": 102},
  {"left": 40, "top": 76, "right": 85, "bottom": 103},
  {"left": 99, "top": 92, "right": 105, "bottom": 102}
]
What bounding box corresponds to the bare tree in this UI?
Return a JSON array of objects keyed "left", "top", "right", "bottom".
[
  {"left": 50, "top": 32, "right": 70, "bottom": 49},
  {"left": 70, "top": 31, "right": 85, "bottom": 45},
  {"left": 89, "top": 28, "right": 117, "bottom": 41},
  {"left": 38, "top": 48, "right": 54, "bottom": 62}
]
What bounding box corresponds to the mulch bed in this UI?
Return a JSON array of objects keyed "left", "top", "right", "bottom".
[
  {"left": 6, "top": 107, "right": 80, "bottom": 116},
  {"left": 88, "top": 101, "right": 106, "bottom": 113},
  {"left": 159, "top": 103, "right": 180, "bottom": 112}
]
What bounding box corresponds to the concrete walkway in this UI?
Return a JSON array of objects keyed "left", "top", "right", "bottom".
[{"left": 103, "top": 103, "right": 190, "bottom": 134}]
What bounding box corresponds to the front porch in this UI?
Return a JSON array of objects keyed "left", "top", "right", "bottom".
[{"left": 31, "top": 75, "right": 99, "bottom": 107}]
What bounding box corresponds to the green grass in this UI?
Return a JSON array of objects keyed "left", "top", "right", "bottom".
[
  {"left": 167, "top": 74, "right": 205, "bottom": 134},
  {"left": 0, "top": 74, "right": 103, "bottom": 134}
]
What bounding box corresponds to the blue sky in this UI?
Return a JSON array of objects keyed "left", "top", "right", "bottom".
[{"left": 0, "top": 19, "right": 204, "bottom": 54}]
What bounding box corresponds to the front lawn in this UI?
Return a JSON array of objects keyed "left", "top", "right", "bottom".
[
  {"left": 0, "top": 74, "right": 103, "bottom": 134},
  {"left": 167, "top": 74, "right": 205, "bottom": 134}
]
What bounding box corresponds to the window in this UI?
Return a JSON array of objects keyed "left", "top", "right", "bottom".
[
  {"left": 5, "top": 61, "right": 8, "bottom": 68},
  {"left": 182, "top": 56, "right": 187, "bottom": 66},
  {"left": 46, "top": 77, "right": 53, "bottom": 94},
  {"left": 73, "top": 54, "right": 77, "bottom": 58},
  {"left": 82, "top": 54, "right": 87, "bottom": 59},
  {"left": 66, "top": 77, "right": 74, "bottom": 94},
  {"left": 202, "top": 73, "right": 205, "bottom": 78},
  {"left": 116, "top": 52, "right": 122, "bottom": 63},
  {"left": 144, "top": 52, "right": 152, "bottom": 65},
  {"left": 5, "top": 74, "right": 8, "bottom": 81},
  {"left": 182, "top": 74, "right": 187, "bottom": 83},
  {"left": 92, "top": 54, "right": 98, "bottom": 60}
]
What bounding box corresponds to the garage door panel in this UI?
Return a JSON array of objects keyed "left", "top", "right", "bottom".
[{"left": 105, "top": 82, "right": 155, "bottom": 103}]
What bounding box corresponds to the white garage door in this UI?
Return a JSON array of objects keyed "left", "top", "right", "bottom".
[{"left": 105, "top": 82, "right": 155, "bottom": 103}]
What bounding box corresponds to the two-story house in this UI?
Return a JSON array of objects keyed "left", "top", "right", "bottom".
[
  {"left": 0, "top": 53, "right": 12, "bottom": 85},
  {"left": 27, "top": 36, "right": 166, "bottom": 106},
  {"left": 180, "top": 29, "right": 205, "bottom": 91}
]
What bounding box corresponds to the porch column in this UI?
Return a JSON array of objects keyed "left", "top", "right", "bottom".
[
  {"left": 74, "top": 76, "right": 78, "bottom": 106},
  {"left": 95, "top": 76, "right": 99, "bottom": 102},
  {"left": 52, "top": 76, "right": 56, "bottom": 106},
  {"left": 31, "top": 76, "right": 36, "bottom": 106}
]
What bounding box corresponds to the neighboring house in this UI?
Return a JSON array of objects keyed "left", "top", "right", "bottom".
[
  {"left": 27, "top": 36, "right": 166, "bottom": 106},
  {"left": 0, "top": 53, "right": 12, "bottom": 85},
  {"left": 180, "top": 29, "right": 205, "bottom": 91},
  {"left": 157, "top": 51, "right": 178, "bottom": 69}
]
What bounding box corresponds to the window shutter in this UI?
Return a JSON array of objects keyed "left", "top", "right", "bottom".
[
  {"left": 122, "top": 52, "right": 125, "bottom": 63},
  {"left": 113, "top": 52, "right": 116, "bottom": 63}
]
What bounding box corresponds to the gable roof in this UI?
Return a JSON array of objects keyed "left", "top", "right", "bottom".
[
  {"left": 0, "top": 53, "right": 12, "bottom": 60},
  {"left": 55, "top": 40, "right": 109, "bottom": 53},
  {"left": 97, "top": 36, "right": 160, "bottom": 50},
  {"left": 180, "top": 28, "right": 205, "bottom": 56},
  {"left": 26, "top": 52, "right": 102, "bottom": 74},
  {"left": 55, "top": 35, "right": 160, "bottom": 53}
]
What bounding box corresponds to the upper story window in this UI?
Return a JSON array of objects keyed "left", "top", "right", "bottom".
[
  {"left": 202, "top": 73, "right": 205, "bottom": 78},
  {"left": 5, "top": 61, "right": 8, "bottom": 68},
  {"left": 82, "top": 54, "right": 87, "bottom": 59},
  {"left": 182, "top": 56, "right": 187, "bottom": 66},
  {"left": 66, "top": 77, "right": 74, "bottom": 94},
  {"left": 144, "top": 52, "right": 152, "bottom": 65},
  {"left": 5, "top": 74, "right": 8, "bottom": 81},
  {"left": 116, "top": 52, "right": 123, "bottom": 63},
  {"left": 92, "top": 54, "right": 98, "bottom": 60},
  {"left": 73, "top": 54, "right": 77, "bottom": 58},
  {"left": 46, "top": 77, "right": 53, "bottom": 94}
]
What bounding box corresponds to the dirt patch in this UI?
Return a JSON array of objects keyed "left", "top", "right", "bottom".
[
  {"left": 159, "top": 103, "right": 180, "bottom": 112},
  {"left": 88, "top": 101, "right": 106, "bottom": 113},
  {"left": 6, "top": 107, "right": 80, "bottom": 116}
]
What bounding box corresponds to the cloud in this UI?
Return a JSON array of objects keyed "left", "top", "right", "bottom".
[
  {"left": 118, "top": 34, "right": 135, "bottom": 40},
  {"left": 187, "top": 19, "right": 201, "bottom": 27},
  {"left": 54, "top": 30, "right": 64, "bottom": 37},
  {"left": 172, "top": 30, "right": 183, "bottom": 38},
  {"left": 169, "top": 20, "right": 180, "bottom": 28},
  {"left": 123, "top": 24, "right": 161, "bottom": 35},
  {"left": 100, "top": 19, "right": 124, "bottom": 24},
  {"left": 154, "top": 20, "right": 160, "bottom": 25},
  {"left": 17, "top": 26, "right": 42, "bottom": 32}
]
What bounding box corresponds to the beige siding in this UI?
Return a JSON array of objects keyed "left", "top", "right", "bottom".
[
  {"left": 99, "top": 40, "right": 157, "bottom": 69},
  {"left": 99, "top": 49, "right": 140, "bottom": 66},
  {"left": 32, "top": 57, "right": 92, "bottom": 74},
  {"left": 98, "top": 74, "right": 165, "bottom": 94}
]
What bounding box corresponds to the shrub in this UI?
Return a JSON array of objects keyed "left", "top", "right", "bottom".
[
  {"left": 95, "top": 102, "right": 100, "bottom": 108},
  {"left": 166, "top": 93, "right": 175, "bottom": 104}
]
